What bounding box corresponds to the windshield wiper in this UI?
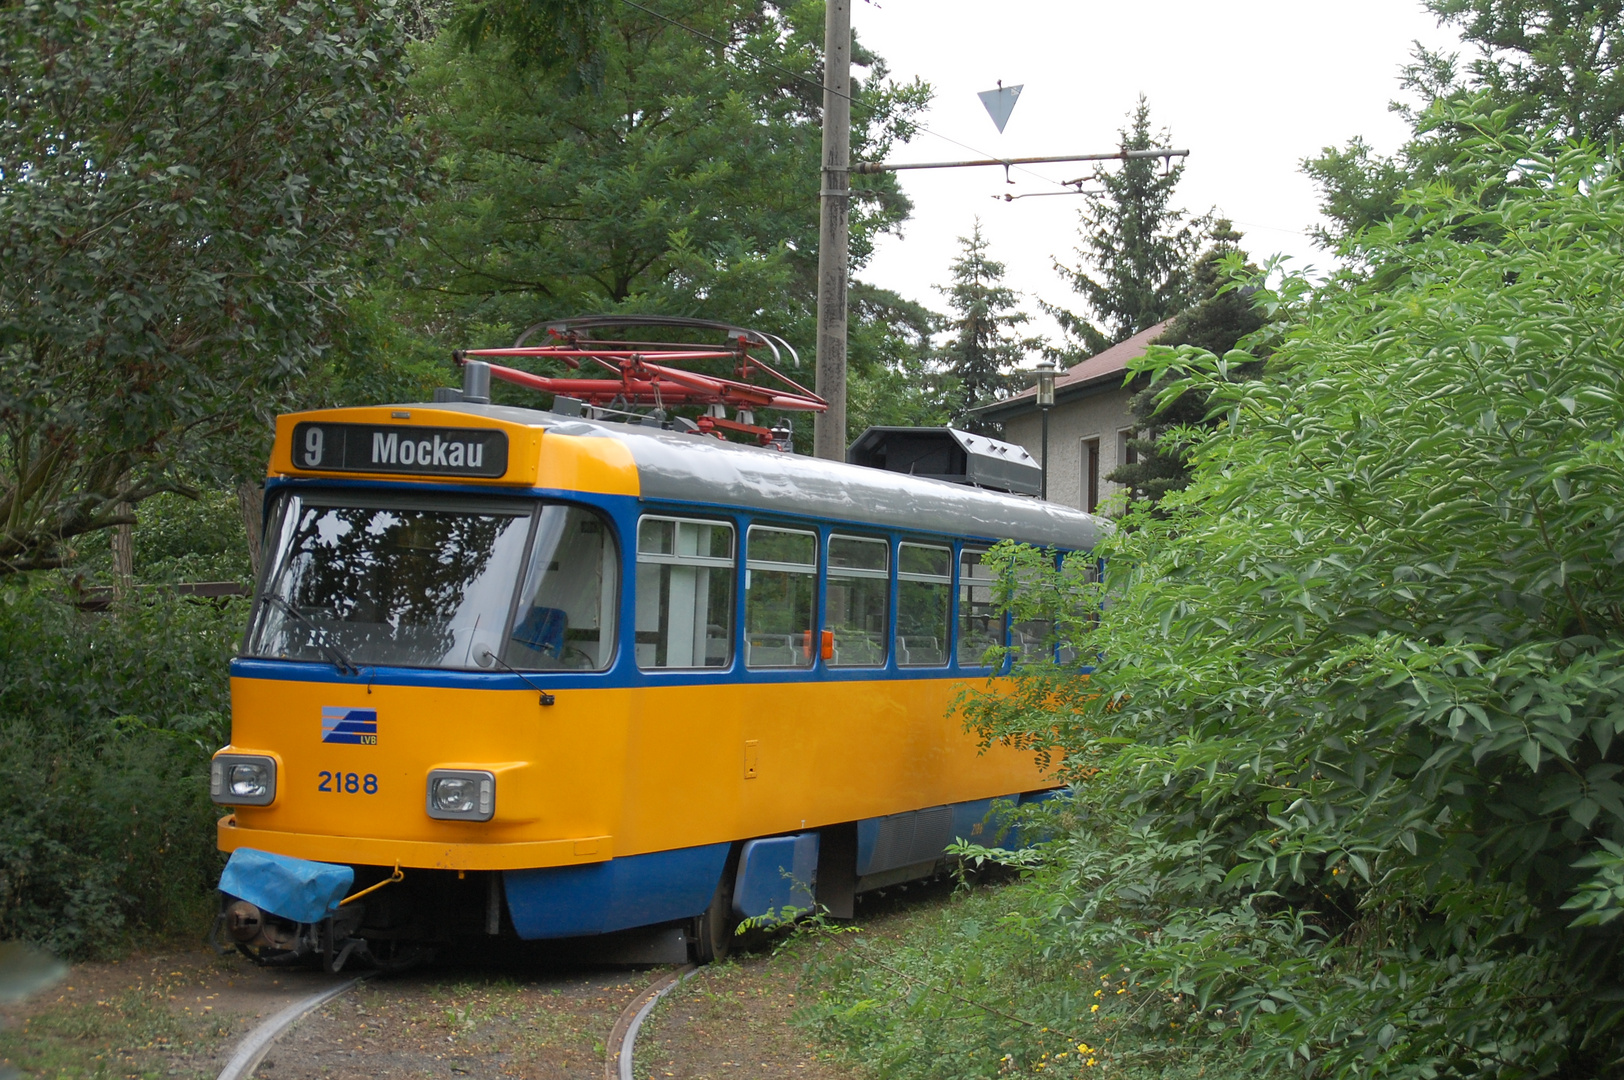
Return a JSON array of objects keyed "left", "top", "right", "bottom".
[
  {"left": 475, "top": 645, "right": 556, "bottom": 707},
  {"left": 262, "top": 594, "right": 360, "bottom": 676}
]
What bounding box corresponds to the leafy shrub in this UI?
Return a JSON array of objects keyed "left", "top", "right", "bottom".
[
  {"left": 129, "top": 491, "right": 254, "bottom": 585},
  {"left": 71, "top": 488, "right": 254, "bottom": 588},
  {"left": 803, "top": 879, "right": 1260, "bottom": 1079},
  {"left": 862, "top": 113, "right": 1624, "bottom": 1079},
  {"left": 0, "top": 579, "right": 241, "bottom": 956}
]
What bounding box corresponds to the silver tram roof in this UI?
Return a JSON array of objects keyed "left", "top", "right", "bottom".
[{"left": 407, "top": 402, "right": 1105, "bottom": 551}]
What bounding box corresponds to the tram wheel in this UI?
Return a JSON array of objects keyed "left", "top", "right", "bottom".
[{"left": 690, "top": 850, "right": 738, "bottom": 964}]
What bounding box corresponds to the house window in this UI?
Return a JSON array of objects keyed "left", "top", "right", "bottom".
[
  {"left": 1082, "top": 437, "right": 1101, "bottom": 513},
  {"left": 1117, "top": 428, "right": 1138, "bottom": 469}
]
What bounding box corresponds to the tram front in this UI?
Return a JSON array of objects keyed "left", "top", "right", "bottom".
[{"left": 210, "top": 405, "right": 637, "bottom": 967}]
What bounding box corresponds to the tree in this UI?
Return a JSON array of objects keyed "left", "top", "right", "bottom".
[
  {"left": 1429, "top": 0, "right": 1624, "bottom": 140},
  {"left": 845, "top": 284, "right": 952, "bottom": 432},
  {"left": 0, "top": 0, "right": 427, "bottom": 576},
  {"left": 1308, "top": 1, "right": 1624, "bottom": 244},
  {"left": 969, "top": 115, "right": 1624, "bottom": 1077},
  {"left": 449, "top": 0, "right": 607, "bottom": 84},
  {"left": 400, "top": 0, "right": 928, "bottom": 383},
  {"left": 935, "top": 221, "right": 1035, "bottom": 432},
  {"left": 1045, "top": 96, "right": 1205, "bottom": 357},
  {"left": 1105, "top": 220, "right": 1265, "bottom": 506}
]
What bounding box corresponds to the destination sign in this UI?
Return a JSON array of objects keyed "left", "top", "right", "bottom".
[{"left": 290, "top": 422, "right": 509, "bottom": 479}]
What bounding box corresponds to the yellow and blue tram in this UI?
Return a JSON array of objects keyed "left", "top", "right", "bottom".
[{"left": 210, "top": 336, "right": 1099, "bottom": 968}]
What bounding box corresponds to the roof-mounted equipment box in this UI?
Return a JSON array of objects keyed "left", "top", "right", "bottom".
[{"left": 847, "top": 427, "right": 1041, "bottom": 497}]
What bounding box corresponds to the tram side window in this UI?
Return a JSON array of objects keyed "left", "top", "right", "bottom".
[
  {"left": 635, "top": 517, "right": 735, "bottom": 669},
  {"left": 1056, "top": 550, "right": 1100, "bottom": 665},
  {"left": 744, "top": 526, "right": 817, "bottom": 668},
  {"left": 897, "top": 543, "right": 951, "bottom": 666},
  {"left": 957, "top": 548, "right": 1000, "bottom": 667},
  {"left": 508, "top": 506, "right": 619, "bottom": 671},
  {"left": 1010, "top": 554, "right": 1060, "bottom": 664},
  {"left": 827, "top": 535, "right": 889, "bottom": 668}
]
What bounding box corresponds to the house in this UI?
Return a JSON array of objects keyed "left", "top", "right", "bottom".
[{"left": 973, "top": 320, "right": 1169, "bottom": 514}]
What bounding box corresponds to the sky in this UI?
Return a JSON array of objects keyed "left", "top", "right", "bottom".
[{"left": 848, "top": 0, "right": 1469, "bottom": 347}]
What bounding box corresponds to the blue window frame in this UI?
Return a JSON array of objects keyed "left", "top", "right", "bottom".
[
  {"left": 826, "top": 534, "right": 890, "bottom": 668},
  {"left": 744, "top": 525, "right": 819, "bottom": 668},
  {"left": 956, "top": 545, "right": 1000, "bottom": 669},
  {"left": 897, "top": 543, "right": 951, "bottom": 667},
  {"left": 634, "top": 515, "right": 735, "bottom": 670}
]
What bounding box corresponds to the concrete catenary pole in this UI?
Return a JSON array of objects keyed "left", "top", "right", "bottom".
[{"left": 812, "top": 0, "right": 851, "bottom": 461}]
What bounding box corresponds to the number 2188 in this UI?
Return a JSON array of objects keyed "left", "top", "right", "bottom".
[{"left": 318, "top": 771, "right": 378, "bottom": 794}]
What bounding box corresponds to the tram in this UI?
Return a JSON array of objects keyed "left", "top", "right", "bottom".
[{"left": 210, "top": 319, "right": 1099, "bottom": 969}]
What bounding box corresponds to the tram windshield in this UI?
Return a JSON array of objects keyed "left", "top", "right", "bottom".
[{"left": 245, "top": 492, "right": 617, "bottom": 671}]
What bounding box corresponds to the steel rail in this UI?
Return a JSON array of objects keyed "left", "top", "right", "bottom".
[
  {"left": 215, "top": 975, "right": 368, "bottom": 1080},
  {"left": 217, "top": 960, "right": 693, "bottom": 1080},
  {"left": 605, "top": 965, "right": 698, "bottom": 1080}
]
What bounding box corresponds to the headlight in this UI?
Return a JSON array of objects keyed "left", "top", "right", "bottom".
[
  {"left": 210, "top": 754, "right": 277, "bottom": 806},
  {"left": 426, "top": 770, "right": 495, "bottom": 821}
]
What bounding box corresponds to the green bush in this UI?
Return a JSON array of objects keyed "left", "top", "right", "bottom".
[
  {"left": 130, "top": 491, "right": 254, "bottom": 585},
  {"left": 0, "top": 580, "right": 242, "bottom": 957},
  {"left": 71, "top": 488, "right": 254, "bottom": 588},
  {"left": 803, "top": 878, "right": 1261, "bottom": 1080},
  {"left": 826, "top": 113, "right": 1624, "bottom": 1080}
]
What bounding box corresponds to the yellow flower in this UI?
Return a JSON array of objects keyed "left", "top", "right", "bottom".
[
  {"left": 1091, "top": 1004, "right": 1100, "bottom": 1013},
  {"left": 1087, "top": 1058, "right": 1097, "bottom": 1067},
  {"left": 1093, "top": 989, "right": 1103, "bottom": 998}
]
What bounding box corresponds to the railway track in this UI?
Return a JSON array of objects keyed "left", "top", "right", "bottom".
[
  {"left": 212, "top": 963, "right": 692, "bottom": 1080},
  {"left": 602, "top": 965, "right": 696, "bottom": 1080},
  {"left": 215, "top": 975, "right": 369, "bottom": 1080}
]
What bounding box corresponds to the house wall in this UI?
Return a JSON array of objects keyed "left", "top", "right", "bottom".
[{"left": 1000, "top": 384, "right": 1135, "bottom": 514}]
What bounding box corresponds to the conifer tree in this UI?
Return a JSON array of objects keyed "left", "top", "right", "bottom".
[
  {"left": 1107, "top": 220, "right": 1265, "bottom": 506},
  {"left": 1046, "top": 96, "right": 1205, "bottom": 357},
  {"left": 936, "top": 221, "right": 1036, "bottom": 432}
]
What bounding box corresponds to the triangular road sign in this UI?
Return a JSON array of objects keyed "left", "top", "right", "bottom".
[{"left": 978, "top": 82, "right": 1023, "bottom": 133}]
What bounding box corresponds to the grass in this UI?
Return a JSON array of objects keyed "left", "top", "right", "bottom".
[
  {"left": 0, "top": 984, "right": 213, "bottom": 1080},
  {"left": 795, "top": 878, "right": 1272, "bottom": 1080}
]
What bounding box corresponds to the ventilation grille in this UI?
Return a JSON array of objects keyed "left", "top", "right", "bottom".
[{"left": 859, "top": 806, "right": 955, "bottom": 876}]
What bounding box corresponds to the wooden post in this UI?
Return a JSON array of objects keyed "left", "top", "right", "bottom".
[
  {"left": 238, "top": 482, "right": 265, "bottom": 580},
  {"left": 812, "top": 0, "right": 851, "bottom": 461},
  {"left": 111, "top": 503, "right": 133, "bottom": 595}
]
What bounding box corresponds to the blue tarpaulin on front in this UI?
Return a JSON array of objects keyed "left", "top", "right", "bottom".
[{"left": 219, "top": 848, "right": 354, "bottom": 924}]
